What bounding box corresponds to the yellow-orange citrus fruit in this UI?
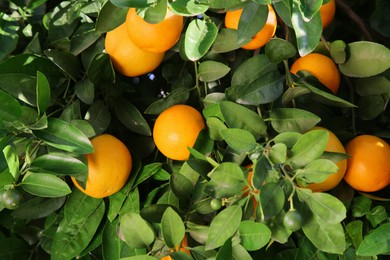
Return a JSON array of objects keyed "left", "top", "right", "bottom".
[
  {"left": 161, "top": 235, "right": 191, "bottom": 260},
  {"left": 320, "top": 0, "right": 336, "bottom": 29},
  {"left": 344, "top": 135, "right": 390, "bottom": 192},
  {"left": 303, "top": 126, "right": 347, "bottom": 192},
  {"left": 290, "top": 53, "right": 340, "bottom": 94},
  {"left": 225, "top": 5, "right": 277, "bottom": 50},
  {"left": 125, "top": 8, "right": 183, "bottom": 53},
  {"left": 104, "top": 23, "right": 164, "bottom": 77},
  {"left": 153, "top": 105, "right": 206, "bottom": 161},
  {"left": 71, "top": 134, "right": 132, "bottom": 198},
  {"left": 242, "top": 165, "right": 260, "bottom": 197}
]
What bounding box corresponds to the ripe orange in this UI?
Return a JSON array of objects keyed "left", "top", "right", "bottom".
[
  {"left": 71, "top": 134, "right": 132, "bottom": 198},
  {"left": 161, "top": 235, "right": 191, "bottom": 259},
  {"left": 125, "top": 8, "right": 183, "bottom": 53},
  {"left": 153, "top": 105, "right": 206, "bottom": 161},
  {"left": 320, "top": 0, "right": 336, "bottom": 29},
  {"left": 303, "top": 126, "right": 347, "bottom": 192},
  {"left": 290, "top": 53, "right": 341, "bottom": 94},
  {"left": 242, "top": 165, "right": 259, "bottom": 197},
  {"left": 344, "top": 135, "right": 390, "bottom": 192},
  {"left": 225, "top": 5, "right": 277, "bottom": 50},
  {"left": 104, "top": 23, "right": 164, "bottom": 77}
]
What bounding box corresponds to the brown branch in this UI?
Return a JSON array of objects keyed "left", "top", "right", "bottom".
[{"left": 335, "top": 0, "right": 373, "bottom": 41}]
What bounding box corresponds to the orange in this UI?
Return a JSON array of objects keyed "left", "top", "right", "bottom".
[
  {"left": 303, "top": 126, "right": 347, "bottom": 192},
  {"left": 242, "top": 165, "right": 259, "bottom": 197},
  {"left": 125, "top": 8, "right": 183, "bottom": 53},
  {"left": 104, "top": 23, "right": 164, "bottom": 77},
  {"left": 320, "top": 0, "right": 336, "bottom": 29},
  {"left": 71, "top": 134, "right": 132, "bottom": 198},
  {"left": 225, "top": 5, "right": 277, "bottom": 50},
  {"left": 153, "top": 105, "right": 205, "bottom": 161},
  {"left": 344, "top": 135, "right": 390, "bottom": 192},
  {"left": 290, "top": 53, "right": 341, "bottom": 94},
  {"left": 161, "top": 235, "right": 191, "bottom": 259}
]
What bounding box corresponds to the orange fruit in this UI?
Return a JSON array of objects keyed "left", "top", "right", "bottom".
[
  {"left": 153, "top": 105, "right": 206, "bottom": 161},
  {"left": 71, "top": 134, "right": 132, "bottom": 198},
  {"left": 104, "top": 23, "right": 164, "bottom": 77},
  {"left": 303, "top": 126, "right": 347, "bottom": 192},
  {"left": 242, "top": 165, "right": 259, "bottom": 197},
  {"left": 161, "top": 235, "right": 191, "bottom": 259},
  {"left": 225, "top": 5, "right": 277, "bottom": 50},
  {"left": 320, "top": 0, "right": 336, "bottom": 29},
  {"left": 125, "top": 8, "right": 183, "bottom": 53},
  {"left": 290, "top": 53, "right": 341, "bottom": 94},
  {"left": 344, "top": 135, "right": 390, "bottom": 192}
]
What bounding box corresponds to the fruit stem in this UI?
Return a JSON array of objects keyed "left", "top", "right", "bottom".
[{"left": 194, "top": 61, "right": 202, "bottom": 99}]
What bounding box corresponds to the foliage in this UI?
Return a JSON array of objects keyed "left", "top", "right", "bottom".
[{"left": 0, "top": 0, "right": 390, "bottom": 259}]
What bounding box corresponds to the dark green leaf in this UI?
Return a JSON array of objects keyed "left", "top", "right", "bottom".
[
  {"left": 237, "top": 2, "right": 268, "bottom": 44},
  {"left": 44, "top": 49, "right": 82, "bottom": 81},
  {"left": 75, "top": 78, "right": 95, "bottom": 105},
  {"left": 303, "top": 83, "right": 356, "bottom": 108},
  {"left": 259, "top": 182, "right": 285, "bottom": 220},
  {"left": 0, "top": 13, "right": 19, "bottom": 61},
  {"left": 212, "top": 29, "right": 248, "bottom": 53},
  {"left": 265, "top": 38, "right": 297, "bottom": 64},
  {"left": 134, "top": 163, "right": 163, "bottom": 188},
  {"left": 12, "top": 196, "right": 66, "bottom": 220},
  {"left": 30, "top": 153, "right": 87, "bottom": 177},
  {"left": 355, "top": 76, "right": 390, "bottom": 96},
  {"left": 84, "top": 100, "right": 111, "bottom": 135},
  {"left": 36, "top": 71, "right": 51, "bottom": 115},
  {"left": 0, "top": 237, "right": 29, "bottom": 260},
  {"left": 96, "top": 1, "right": 128, "bottom": 33},
  {"left": 170, "top": 173, "right": 193, "bottom": 200},
  {"left": 0, "top": 89, "right": 21, "bottom": 122},
  {"left": 358, "top": 95, "right": 386, "bottom": 120},
  {"left": 216, "top": 238, "right": 232, "bottom": 260},
  {"left": 87, "top": 53, "right": 115, "bottom": 84},
  {"left": 144, "top": 87, "right": 190, "bottom": 115},
  {"left": 21, "top": 173, "right": 72, "bottom": 197},
  {"left": 102, "top": 218, "right": 121, "bottom": 260}
]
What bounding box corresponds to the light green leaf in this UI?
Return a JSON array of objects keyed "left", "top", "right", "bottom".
[
  {"left": 120, "top": 213, "right": 155, "bottom": 249},
  {"left": 239, "top": 220, "right": 271, "bottom": 251},
  {"left": 270, "top": 108, "right": 321, "bottom": 134},
  {"left": 198, "top": 61, "right": 230, "bottom": 82},
  {"left": 36, "top": 71, "right": 51, "bottom": 115},
  {"left": 221, "top": 128, "right": 257, "bottom": 153},
  {"left": 356, "top": 222, "right": 390, "bottom": 256},
  {"left": 161, "top": 207, "right": 185, "bottom": 248},
  {"left": 21, "top": 173, "right": 72, "bottom": 197}
]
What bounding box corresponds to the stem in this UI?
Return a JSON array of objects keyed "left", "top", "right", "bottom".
[{"left": 193, "top": 61, "right": 202, "bottom": 99}]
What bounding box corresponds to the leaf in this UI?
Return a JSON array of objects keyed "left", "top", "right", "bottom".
[
  {"left": 87, "top": 53, "right": 115, "bottom": 85},
  {"left": 302, "top": 83, "right": 357, "bottom": 108},
  {"left": 302, "top": 215, "right": 346, "bottom": 254},
  {"left": 215, "top": 239, "right": 232, "bottom": 260},
  {"left": 96, "top": 1, "right": 128, "bottom": 33},
  {"left": 252, "top": 153, "right": 274, "bottom": 189},
  {"left": 184, "top": 19, "right": 218, "bottom": 61},
  {"left": 221, "top": 128, "right": 257, "bottom": 153},
  {"left": 298, "top": 159, "right": 338, "bottom": 184},
  {"left": 0, "top": 13, "right": 19, "bottom": 61},
  {"left": 219, "top": 101, "right": 267, "bottom": 139},
  {"left": 12, "top": 196, "right": 66, "bottom": 220},
  {"left": 3, "top": 145, "right": 19, "bottom": 180},
  {"left": 355, "top": 76, "right": 390, "bottom": 96},
  {"left": 144, "top": 87, "right": 190, "bottom": 115},
  {"left": 237, "top": 2, "right": 268, "bottom": 44},
  {"left": 30, "top": 153, "right": 87, "bottom": 177},
  {"left": 198, "top": 61, "right": 231, "bottom": 82},
  {"left": 51, "top": 190, "right": 105, "bottom": 260},
  {"left": 0, "top": 74, "right": 37, "bottom": 106},
  {"left": 273, "top": 132, "right": 302, "bottom": 148},
  {"left": 0, "top": 237, "right": 29, "bottom": 260},
  {"left": 170, "top": 0, "right": 209, "bottom": 16},
  {"left": 270, "top": 108, "right": 321, "bottom": 134},
  {"left": 21, "top": 173, "right": 72, "bottom": 197},
  {"left": 120, "top": 213, "right": 155, "bottom": 248},
  {"left": 296, "top": 0, "right": 322, "bottom": 21},
  {"left": 75, "top": 78, "right": 95, "bottom": 105},
  {"left": 161, "top": 207, "right": 185, "bottom": 248},
  {"left": 297, "top": 188, "right": 347, "bottom": 224},
  {"left": 170, "top": 173, "right": 193, "bottom": 200},
  {"left": 346, "top": 220, "right": 363, "bottom": 249},
  {"left": 358, "top": 95, "right": 386, "bottom": 120},
  {"left": 206, "top": 205, "right": 242, "bottom": 250},
  {"left": 291, "top": 0, "right": 322, "bottom": 56},
  {"left": 204, "top": 162, "right": 245, "bottom": 199},
  {"left": 0, "top": 90, "right": 21, "bottom": 122},
  {"left": 33, "top": 118, "right": 93, "bottom": 154},
  {"left": 265, "top": 38, "right": 297, "bottom": 64},
  {"left": 239, "top": 220, "right": 271, "bottom": 251},
  {"left": 110, "top": 0, "right": 157, "bottom": 8},
  {"left": 288, "top": 130, "right": 329, "bottom": 169},
  {"left": 356, "top": 222, "right": 390, "bottom": 256},
  {"left": 133, "top": 163, "right": 163, "bottom": 188},
  {"left": 339, "top": 41, "right": 390, "bottom": 77},
  {"left": 36, "top": 71, "right": 51, "bottom": 115},
  {"left": 102, "top": 218, "right": 121, "bottom": 260},
  {"left": 44, "top": 49, "right": 82, "bottom": 81},
  {"left": 212, "top": 28, "right": 247, "bottom": 53},
  {"left": 259, "top": 182, "right": 285, "bottom": 220},
  {"left": 206, "top": 117, "right": 228, "bottom": 141},
  {"left": 84, "top": 100, "right": 111, "bottom": 135},
  {"left": 114, "top": 97, "right": 151, "bottom": 136},
  {"left": 269, "top": 143, "right": 287, "bottom": 164}
]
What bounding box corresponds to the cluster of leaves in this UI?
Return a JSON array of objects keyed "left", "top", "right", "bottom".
[{"left": 0, "top": 0, "right": 390, "bottom": 259}]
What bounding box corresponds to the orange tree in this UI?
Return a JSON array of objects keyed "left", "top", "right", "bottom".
[{"left": 0, "top": 0, "right": 389, "bottom": 259}]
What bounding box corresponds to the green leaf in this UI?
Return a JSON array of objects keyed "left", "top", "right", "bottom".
[
  {"left": 219, "top": 101, "right": 267, "bottom": 139},
  {"left": 346, "top": 220, "right": 363, "bottom": 249},
  {"left": 252, "top": 153, "right": 274, "bottom": 189},
  {"left": 51, "top": 190, "right": 105, "bottom": 260},
  {"left": 96, "top": 1, "right": 128, "bottom": 33},
  {"left": 206, "top": 205, "right": 242, "bottom": 250},
  {"left": 330, "top": 40, "right": 347, "bottom": 64},
  {"left": 170, "top": 173, "right": 193, "bottom": 200},
  {"left": 70, "top": 27, "right": 101, "bottom": 56},
  {"left": 144, "top": 87, "right": 190, "bottom": 115},
  {"left": 358, "top": 95, "right": 386, "bottom": 120},
  {"left": 366, "top": 206, "right": 387, "bottom": 228},
  {"left": 206, "top": 117, "right": 228, "bottom": 141},
  {"left": 75, "top": 78, "right": 95, "bottom": 105},
  {"left": 0, "top": 237, "right": 29, "bottom": 260},
  {"left": 120, "top": 212, "right": 155, "bottom": 248},
  {"left": 0, "top": 74, "right": 37, "bottom": 106},
  {"left": 205, "top": 162, "right": 245, "bottom": 199},
  {"left": 33, "top": 118, "right": 93, "bottom": 154},
  {"left": 231, "top": 244, "right": 253, "bottom": 260},
  {"left": 269, "top": 143, "right": 287, "bottom": 164},
  {"left": 44, "top": 49, "right": 82, "bottom": 81},
  {"left": 84, "top": 100, "right": 111, "bottom": 135},
  {"left": 273, "top": 132, "right": 302, "bottom": 148},
  {"left": 184, "top": 19, "right": 218, "bottom": 61},
  {"left": 110, "top": 0, "right": 157, "bottom": 8},
  {"left": 21, "top": 173, "right": 72, "bottom": 197},
  {"left": 356, "top": 222, "right": 390, "bottom": 256},
  {"left": 302, "top": 83, "right": 356, "bottom": 108},
  {"left": 298, "top": 159, "right": 338, "bottom": 184},
  {"left": 11, "top": 196, "right": 66, "bottom": 220},
  {"left": 87, "top": 53, "right": 115, "bottom": 85},
  {"left": 198, "top": 61, "right": 231, "bottom": 82},
  {"left": 351, "top": 196, "right": 372, "bottom": 218},
  {"left": 30, "top": 153, "right": 87, "bottom": 177},
  {"left": 339, "top": 41, "right": 390, "bottom": 77},
  {"left": 291, "top": 0, "right": 322, "bottom": 56},
  {"left": 265, "top": 38, "right": 297, "bottom": 64},
  {"left": 259, "top": 182, "right": 285, "bottom": 220},
  {"left": 102, "top": 218, "right": 121, "bottom": 260},
  {"left": 355, "top": 76, "right": 390, "bottom": 96},
  {"left": 170, "top": 0, "right": 209, "bottom": 16},
  {"left": 237, "top": 2, "right": 268, "bottom": 44},
  {"left": 297, "top": 188, "right": 346, "bottom": 224},
  {"left": 221, "top": 128, "right": 257, "bottom": 153},
  {"left": 270, "top": 108, "right": 321, "bottom": 133},
  {"left": 3, "top": 145, "right": 19, "bottom": 180},
  {"left": 161, "top": 207, "right": 185, "bottom": 248},
  {"left": 36, "top": 71, "right": 51, "bottom": 115},
  {"left": 239, "top": 220, "right": 271, "bottom": 251},
  {"left": 133, "top": 163, "right": 163, "bottom": 188},
  {"left": 302, "top": 214, "right": 346, "bottom": 254},
  {"left": 0, "top": 89, "right": 21, "bottom": 122},
  {"left": 119, "top": 187, "right": 141, "bottom": 217},
  {"left": 212, "top": 29, "right": 247, "bottom": 53},
  {"left": 143, "top": 0, "right": 167, "bottom": 23},
  {"left": 296, "top": 0, "right": 322, "bottom": 21},
  {"left": 0, "top": 13, "right": 19, "bottom": 61},
  {"left": 288, "top": 130, "right": 329, "bottom": 169},
  {"left": 114, "top": 97, "right": 151, "bottom": 136}
]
